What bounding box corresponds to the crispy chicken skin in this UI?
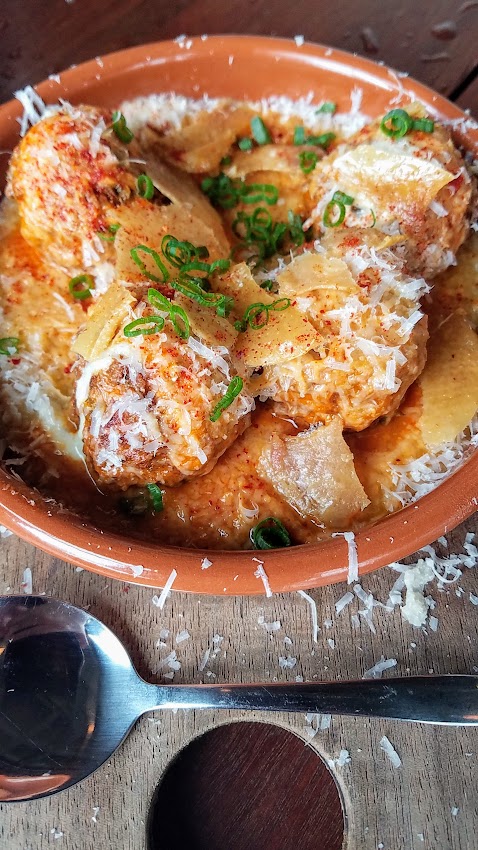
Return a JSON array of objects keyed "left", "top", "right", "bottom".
[
  {"left": 6, "top": 105, "right": 137, "bottom": 266},
  {"left": 260, "top": 233, "right": 429, "bottom": 430},
  {"left": 77, "top": 325, "right": 254, "bottom": 491},
  {"left": 309, "top": 110, "right": 474, "bottom": 279}
]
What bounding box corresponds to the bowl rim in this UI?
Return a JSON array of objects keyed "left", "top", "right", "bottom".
[{"left": 0, "top": 34, "right": 477, "bottom": 595}]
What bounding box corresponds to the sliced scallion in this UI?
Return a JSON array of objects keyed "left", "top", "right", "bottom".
[
  {"left": 307, "top": 132, "right": 336, "bottom": 148},
  {"left": 0, "top": 337, "right": 19, "bottom": 355},
  {"left": 69, "top": 273, "right": 94, "bottom": 300},
  {"left": 123, "top": 316, "right": 165, "bottom": 337},
  {"left": 210, "top": 376, "right": 243, "bottom": 422},
  {"left": 316, "top": 101, "right": 336, "bottom": 114},
  {"left": 131, "top": 245, "right": 170, "bottom": 283},
  {"left": 323, "top": 190, "right": 354, "bottom": 228},
  {"left": 136, "top": 173, "right": 154, "bottom": 200},
  {"left": 250, "top": 115, "right": 271, "bottom": 145},
  {"left": 111, "top": 110, "right": 134, "bottom": 144},
  {"left": 251, "top": 517, "right": 292, "bottom": 549},
  {"left": 380, "top": 108, "right": 413, "bottom": 138},
  {"left": 299, "top": 150, "right": 318, "bottom": 174},
  {"left": 146, "top": 483, "right": 164, "bottom": 512},
  {"left": 238, "top": 137, "right": 253, "bottom": 151},
  {"left": 147, "top": 288, "right": 190, "bottom": 340},
  {"left": 412, "top": 117, "right": 435, "bottom": 133},
  {"left": 293, "top": 126, "right": 306, "bottom": 145}
]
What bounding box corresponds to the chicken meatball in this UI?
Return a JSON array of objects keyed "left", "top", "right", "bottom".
[
  {"left": 307, "top": 107, "right": 474, "bottom": 279},
  {"left": 76, "top": 301, "right": 254, "bottom": 491},
  {"left": 6, "top": 105, "right": 137, "bottom": 266},
  {"left": 259, "top": 231, "right": 429, "bottom": 431}
]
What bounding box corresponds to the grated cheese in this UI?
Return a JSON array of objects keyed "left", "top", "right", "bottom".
[
  {"left": 152, "top": 568, "right": 177, "bottom": 610},
  {"left": 363, "top": 656, "right": 397, "bottom": 679},
  {"left": 21, "top": 567, "right": 33, "bottom": 594},
  {"left": 14, "top": 85, "right": 46, "bottom": 135},
  {"left": 297, "top": 589, "right": 319, "bottom": 642},
  {"left": 380, "top": 735, "right": 402, "bottom": 768},
  {"left": 254, "top": 561, "right": 273, "bottom": 597},
  {"left": 333, "top": 531, "right": 359, "bottom": 583},
  {"left": 335, "top": 591, "right": 355, "bottom": 614},
  {"left": 278, "top": 655, "right": 297, "bottom": 669},
  {"left": 258, "top": 615, "right": 281, "bottom": 633}
]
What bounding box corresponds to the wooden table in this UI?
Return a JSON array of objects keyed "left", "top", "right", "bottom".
[{"left": 1, "top": 3, "right": 477, "bottom": 849}]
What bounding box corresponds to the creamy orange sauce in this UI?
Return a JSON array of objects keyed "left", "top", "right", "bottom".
[
  {"left": 1, "top": 102, "right": 477, "bottom": 551},
  {"left": 1, "top": 215, "right": 474, "bottom": 549}
]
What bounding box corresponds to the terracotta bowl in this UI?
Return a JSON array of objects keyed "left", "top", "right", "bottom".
[{"left": 0, "top": 36, "right": 477, "bottom": 595}]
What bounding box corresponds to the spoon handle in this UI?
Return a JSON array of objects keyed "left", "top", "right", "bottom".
[{"left": 145, "top": 675, "right": 478, "bottom": 725}]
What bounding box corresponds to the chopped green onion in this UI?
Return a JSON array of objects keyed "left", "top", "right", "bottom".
[
  {"left": 161, "top": 235, "right": 208, "bottom": 269},
  {"left": 380, "top": 108, "right": 413, "bottom": 138},
  {"left": 412, "top": 117, "right": 435, "bottom": 133},
  {"left": 120, "top": 484, "right": 164, "bottom": 515},
  {"left": 220, "top": 155, "right": 232, "bottom": 165},
  {"left": 146, "top": 483, "right": 164, "bottom": 512},
  {"left": 147, "top": 288, "right": 190, "bottom": 340},
  {"left": 111, "top": 110, "right": 134, "bottom": 144},
  {"left": 131, "top": 245, "right": 170, "bottom": 283},
  {"left": 136, "top": 173, "right": 154, "bottom": 200},
  {"left": 307, "top": 132, "right": 336, "bottom": 148},
  {"left": 69, "top": 273, "right": 94, "bottom": 300},
  {"left": 123, "top": 316, "right": 165, "bottom": 337},
  {"left": 201, "top": 173, "right": 279, "bottom": 209},
  {"left": 235, "top": 297, "right": 291, "bottom": 331},
  {"left": 299, "top": 150, "right": 318, "bottom": 174},
  {"left": 316, "top": 101, "right": 336, "bottom": 114},
  {"left": 251, "top": 517, "right": 292, "bottom": 549},
  {"left": 209, "top": 258, "right": 231, "bottom": 275},
  {"left": 201, "top": 173, "right": 241, "bottom": 209},
  {"left": 370, "top": 208, "right": 376, "bottom": 227},
  {"left": 238, "top": 137, "right": 253, "bottom": 151},
  {"left": 333, "top": 190, "right": 354, "bottom": 206},
  {"left": 287, "top": 210, "right": 306, "bottom": 246},
  {"left": 179, "top": 260, "right": 212, "bottom": 278},
  {"left": 210, "top": 376, "right": 243, "bottom": 422},
  {"left": 240, "top": 183, "right": 279, "bottom": 206},
  {"left": 323, "top": 190, "right": 354, "bottom": 228},
  {"left": 270, "top": 297, "right": 290, "bottom": 312},
  {"left": 0, "top": 337, "right": 19, "bottom": 355},
  {"left": 251, "top": 116, "right": 271, "bottom": 145},
  {"left": 171, "top": 275, "right": 233, "bottom": 318},
  {"left": 260, "top": 279, "right": 275, "bottom": 292},
  {"left": 293, "top": 126, "right": 306, "bottom": 145},
  {"left": 98, "top": 223, "right": 120, "bottom": 242}
]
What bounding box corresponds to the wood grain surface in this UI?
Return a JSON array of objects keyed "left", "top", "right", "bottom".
[
  {"left": 0, "top": 2, "right": 478, "bottom": 849},
  {"left": 0, "top": 518, "right": 477, "bottom": 850},
  {"left": 148, "top": 722, "right": 345, "bottom": 849}
]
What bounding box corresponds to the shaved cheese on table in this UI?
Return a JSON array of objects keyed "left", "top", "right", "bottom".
[
  {"left": 418, "top": 312, "right": 478, "bottom": 447},
  {"left": 277, "top": 251, "right": 358, "bottom": 298},
  {"left": 72, "top": 281, "right": 135, "bottom": 360},
  {"left": 114, "top": 201, "right": 227, "bottom": 284},
  {"left": 137, "top": 129, "right": 230, "bottom": 254},
  {"left": 144, "top": 103, "right": 254, "bottom": 173},
  {"left": 216, "top": 263, "right": 319, "bottom": 367},
  {"left": 332, "top": 143, "right": 454, "bottom": 208},
  {"left": 258, "top": 418, "right": 370, "bottom": 526}
]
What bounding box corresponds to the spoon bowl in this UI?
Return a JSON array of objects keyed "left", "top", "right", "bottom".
[{"left": 1, "top": 595, "right": 477, "bottom": 802}]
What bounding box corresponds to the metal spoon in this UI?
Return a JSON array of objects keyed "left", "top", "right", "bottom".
[{"left": 1, "top": 595, "right": 477, "bottom": 802}]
